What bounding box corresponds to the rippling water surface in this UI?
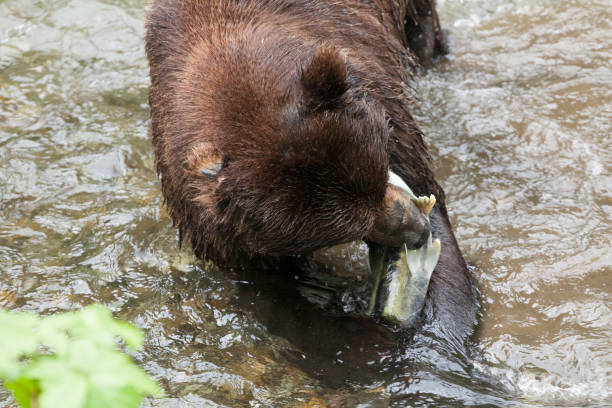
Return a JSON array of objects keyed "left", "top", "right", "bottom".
[{"left": 1, "top": 0, "right": 610, "bottom": 406}]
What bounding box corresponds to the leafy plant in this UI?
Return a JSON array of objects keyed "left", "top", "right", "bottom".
[{"left": 0, "top": 305, "right": 161, "bottom": 408}]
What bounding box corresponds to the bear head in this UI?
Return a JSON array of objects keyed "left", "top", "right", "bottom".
[{"left": 154, "top": 41, "right": 429, "bottom": 263}]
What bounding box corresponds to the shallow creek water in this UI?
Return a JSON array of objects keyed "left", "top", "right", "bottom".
[{"left": 0, "top": 0, "right": 610, "bottom": 406}]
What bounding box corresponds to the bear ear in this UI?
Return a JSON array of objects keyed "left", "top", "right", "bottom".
[{"left": 300, "top": 45, "right": 348, "bottom": 111}]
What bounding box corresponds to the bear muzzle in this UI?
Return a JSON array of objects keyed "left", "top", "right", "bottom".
[{"left": 366, "top": 181, "right": 434, "bottom": 249}]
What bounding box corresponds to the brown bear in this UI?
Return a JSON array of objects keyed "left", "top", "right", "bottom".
[{"left": 146, "top": 0, "right": 477, "bottom": 340}]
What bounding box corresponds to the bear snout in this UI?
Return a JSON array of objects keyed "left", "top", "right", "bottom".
[{"left": 366, "top": 185, "right": 432, "bottom": 249}]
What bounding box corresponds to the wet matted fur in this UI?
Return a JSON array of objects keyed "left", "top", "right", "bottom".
[{"left": 145, "top": 0, "right": 477, "bottom": 340}]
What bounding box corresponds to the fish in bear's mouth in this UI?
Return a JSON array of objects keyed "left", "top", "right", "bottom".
[{"left": 300, "top": 171, "right": 441, "bottom": 329}]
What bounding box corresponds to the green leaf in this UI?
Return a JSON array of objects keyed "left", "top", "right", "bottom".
[
  {"left": 37, "top": 370, "right": 87, "bottom": 408},
  {"left": 87, "top": 351, "right": 159, "bottom": 395},
  {"left": 0, "top": 311, "right": 39, "bottom": 378},
  {"left": 4, "top": 377, "right": 39, "bottom": 408},
  {"left": 23, "top": 358, "right": 68, "bottom": 384},
  {"left": 0, "top": 304, "right": 161, "bottom": 408},
  {"left": 86, "top": 385, "right": 146, "bottom": 408},
  {"left": 70, "top": 306, "right": 142, "bottom": 350},
  {"left": 106, "top": 319, "right": 143, "bottom": 350},
  {"left": 67, "top": 306, "right": 118, "bottom": 349}
]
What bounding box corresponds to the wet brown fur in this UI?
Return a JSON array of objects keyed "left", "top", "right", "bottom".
[{"left": 146, "top": 0, "right": 477, "bottom": 338}]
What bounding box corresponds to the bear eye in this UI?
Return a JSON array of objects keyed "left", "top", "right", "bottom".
[
  {"left": 199, "top": 161, "right": 222, "bottom": 177},
  {"left": 187, "top": 142, "right": 224, "bottom": 179}
]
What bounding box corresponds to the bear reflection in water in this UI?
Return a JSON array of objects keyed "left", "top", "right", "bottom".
[{"left": 145, "top": 0, "right": 479, "bottom": 382}]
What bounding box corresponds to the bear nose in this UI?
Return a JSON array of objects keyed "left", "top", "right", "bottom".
[{"left": 366, "top": 185, "right": 432, "bottom": 248}]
